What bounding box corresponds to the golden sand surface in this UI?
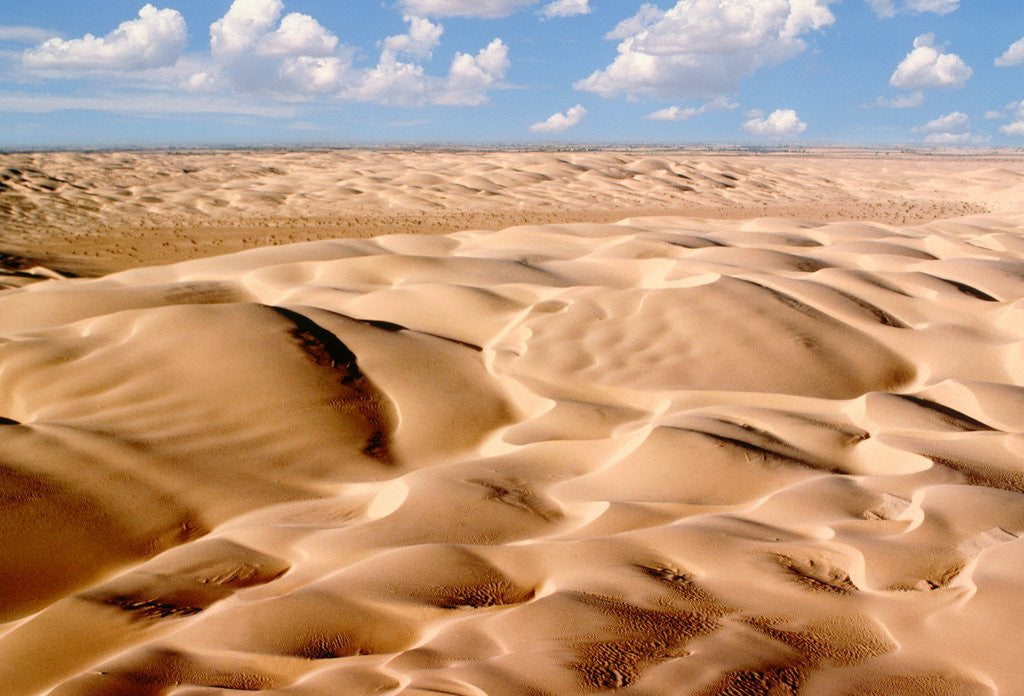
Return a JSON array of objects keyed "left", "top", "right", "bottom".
[{"left": 1, "top": 150, "right": 1024, "bottom": 694}]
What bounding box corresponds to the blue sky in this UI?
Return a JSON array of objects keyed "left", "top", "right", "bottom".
[{"left": 0, "top": 0, "right": 1022, "bottom": 148}]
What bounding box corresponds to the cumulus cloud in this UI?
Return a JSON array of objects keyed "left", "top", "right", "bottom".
[
  {"left": 350, "top": 21, "right": 506, "bottom": 106},
  {"left": 437, "top": 38, "right": 510, "bottom": 105},
  {"left": 866, "top": 0, "right": 958, "bottom": 18},
  {"left": 23, "top": 4, "right": 186, "bottom": 72},
  {"left": 380, "top": 16, "right": 444, "bottom": 61},
  {"left": 398, "top": 0, "right": 537, "bottom": 18},
  {"left": 575, "top": 0, "right": 834, "bottom": 100},
  {"left": 197, "top": 1, "right": 508, "bottom": 106},
  {"left": 12, "top": 0, "right": 508, "bottom": 111},
  {"left": 350, "top": 21, "right": 507, "bottom": 106},
  {"left": 911, "top": 110, "right": 986, "bottom": 144},
  {"left": 346, "top": 14, "right": 444, "bottom": 104},
  {"left": 890, "top": 34, "right": 971, "bottom": 90},
  {"left": 539, "top": 0, "right": 591, "bottom": 18},
  {"left": 1002, "top": 121, "right": 1024, "bottom": 136},
  {"left": 204, "top": 0, "right": 346, "bottom": 95},
  {"left": 646, "top": 96, "right": 738, "bottom": 121},
  {"left": 914, "top": 110, "right": 969, "bottom": 134},
  {"left": 530, "top": 104, "right": 587, "bottom": 133},
  {"left": 742, "top": 108, "right": 807, "bottom": 137},
  {"left": 996, "top": 37, "right": 1024, "bottom": 67}
]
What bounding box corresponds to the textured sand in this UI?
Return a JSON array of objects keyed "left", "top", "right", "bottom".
[{"left": 1, "top": 151, "right": 1024, "bottom": 694}]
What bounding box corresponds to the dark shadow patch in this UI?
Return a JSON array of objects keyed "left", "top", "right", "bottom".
[
  {"left": 470, "top": 478, "right": 564, "bottom": 522},
  {"left": 340, "top": 312, "right": 483, "bottom": 352},
  {"left": 828, "top": 287, "right": 910, "bottom": 328},
  {"left": 362, "top": 319, "right": 406, "bottom": 332},
  {"left": 697, "top": 664, "right": 804, "bottom": 696},
  {"left": 636, "top": 563, "right": 732, "bottom": 617},
  {"left": 433, "top": 581, "right": 535, "bottom": 610},
  {"left": 0, "top": 416, "right": 19, "bottom": 426},
  {"left": 272, "top": 306, "right": 394, "bottom": 463},
  {"left": 102, "top": 595, "right": 203, "bottom": 620},
  {"left": 672, "top": 426, "right": 846, "bottom": 475},
  {"left": 930, "top": 276, "right": 999, "bottom": 302},
  {"left": 772, "top": 555, "right": 858, "bottom": 595},
  {"left": 738, "top": 279, "right": 827, "bottom": 318},
  {"left": 899, "top": 395, "right": 995, "bottom": 431},
  {"left": 293, "top": 634, "right": 358, "bottom": 660},
  {"left": 667, "top": 235, "right": 727, "bottom": 249}
]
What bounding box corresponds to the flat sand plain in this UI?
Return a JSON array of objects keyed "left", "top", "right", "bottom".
[{"left": 1, "top": 150, "right": 1024, "bottom": 694}]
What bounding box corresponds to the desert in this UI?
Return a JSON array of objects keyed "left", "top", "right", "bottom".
[{"left": 1, "top": 148, "right": 1024, "bottom": 694}]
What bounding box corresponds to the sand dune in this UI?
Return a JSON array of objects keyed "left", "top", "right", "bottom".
[{"left": 2, "top": 152, "right": 1024, "bottom": 694}]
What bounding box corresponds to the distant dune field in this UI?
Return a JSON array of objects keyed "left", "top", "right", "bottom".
[
  {"left": 0, "top": 149, "right": 998, "bottom": 277},
  {"left": 1, "top": 150, "right": 1023, "bottom": 694}
]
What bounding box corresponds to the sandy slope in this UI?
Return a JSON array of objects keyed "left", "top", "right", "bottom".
[{"left": 2, "top": 152, "right": 1024, "bottom": 694}]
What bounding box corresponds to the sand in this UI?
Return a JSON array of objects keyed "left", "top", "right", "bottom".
[
  {"left": 1, "top": 149, "right": 1024, "bottom": 694},
  {"left": 0, "top": 149, "right": 997, "bottom": 277}
]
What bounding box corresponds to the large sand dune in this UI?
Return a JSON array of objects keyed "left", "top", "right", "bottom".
[{"left": 2, "top": 151, "right": 1024, "bottom": 694}]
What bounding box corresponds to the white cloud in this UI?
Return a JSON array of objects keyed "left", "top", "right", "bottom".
[
  {"left": 984, "top": 100, "right": 1024, "bottom": 127},
  {"left": 198, "top": 2, "right": 508, "bottom": 106},
  {"left": 872, "top": 91, "right": 924, "bottom": 108},
  {"left": 260, "top": 11, "right": 339, "bottom": 57},
  {"left": 539, "top": 0, "right": 591, "bottom": 18},
  {"left": 9, "top": 0, "right": 507, "bottom": 113},
  {"left": 437, "top": 38, "right": 510, "bottom": 105},
  {"left": 575, "top": 0, "right": 835, "bottom": 100},
  {"left": 911, "top": 111, "right": 987, "bottom": 144},
  {"left": 205, "top": 0, "right": 346, "bottom": 95},
  {"left": 23, "top": 4, "right": 186, "bottom": 72},
  {"left": 996, "top": 37, "right": 1024, "bottom": 67},
  {"left": 398, "top": 0, "right": 537, "bottom": 18},
  {"left": 647, "top": 96, "right": 738, "bottom": 121},
  {"left": 866, "top": 0, "right": 958, "bottom": 18},
  {"left": 743, "top": 108, "right": 807, "bottom": 137},
  {"left": 890, "top": 34, "right": 971, "bottom": 90},
  {"left": 1001, "top": 121, "right": 1024, "bottom": 136},
  {"left": 530, "top": 104, "right": 587, "bottom": 133},
  {"left": 914, "top": 110, "right": 969, "bottom": 134},
  {"left": 348, "top": 20, "right": 506, "bottom": 106},
  {"left": 0, "top": 26, "right": 59, "bottom": 43},
  {"left": 348, "top": 57, "right": 428, "bottom": 105},
  {"left": 380, "top": 16, "right": 444, "bottom": 61},
  {"left": 209, "top": 0, "right": 335, "bottom": 58},
  {"left": 346, "top": 17, "right": 443, "bottom": 105}
]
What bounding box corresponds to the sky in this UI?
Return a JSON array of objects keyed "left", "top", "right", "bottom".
[{"left": 0, "top": 0, "right": 1023, "bottom": 148}]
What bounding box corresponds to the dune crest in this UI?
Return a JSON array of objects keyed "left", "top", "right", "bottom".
[{"left": 2, "top": 153, "right": 1024, "bottom": 693}]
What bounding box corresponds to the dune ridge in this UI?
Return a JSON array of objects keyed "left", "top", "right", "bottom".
[{"left": 2, "top": 153, "right": 1024, "bottom": 693}]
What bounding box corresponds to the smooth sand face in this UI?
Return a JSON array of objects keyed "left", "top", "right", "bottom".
[{"left": 1, "top": 151, "right": 1024, "bottom": 694}]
